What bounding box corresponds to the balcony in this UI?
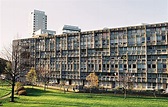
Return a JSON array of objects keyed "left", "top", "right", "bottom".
[
  {"left": 147, "top": 69, "right": 157, "bottom": 73},
  {"left": 128, "top": 69, "right": 137, "bottom": 73},
  {"left": 158, "top": 68, "right": 168, "bottom": 73},
  {"left": 100, "top": 76, "right": 117, "bottom": 81},
  {"left": 147, "top": 41, "right": 156, "bottom": 45},
  {"left": 147, "top": 79, "right": 157, "bottom": 83},
  {"left": 162, "top": 78, "right": 168, "bottom": 83}
]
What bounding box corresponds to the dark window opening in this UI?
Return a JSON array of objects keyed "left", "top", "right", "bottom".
[
  {"left": 115, "top": 64, "right": 118, "bottom": 68},
  {"left": 133, "top": 64, "right": 136, "bottom": 68},
  {"left": 152, "top": 64, "right": 156, "bottom": 68},
  {"left": 163, "top": 64, "right": 166, "bottom": 68},
  {"left": 91, "top": 64, "right": 94, "bottom": 69},
  {"left": 99, "top": 64, "right": 101, "bottom": 70},
  {"left": 148, "top": 64, "right": 151, "bottom": 68},
  {"left": 162, "top": 36, "right": 165, "bottom": 40},
  {"left": 107, "top": 64, "right": 109, "bottom": 69},
  {"left": 124, "top": 64, "right": 127, "bottom": 68},
  {"left": 103, "top": 64, "right": 106, "bottom": 69}
]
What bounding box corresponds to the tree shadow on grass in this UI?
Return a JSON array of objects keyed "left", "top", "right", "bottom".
[
  {"left": 44, "top": 92, "right": 88, "bottom": 99},
  {"left": 125, "top": 95, "right": 168, "bottom": 100},
  {"left": 49, "top": 92, "right": 168, "bottom": 103},
  {"left": 26, "top": 88, "right": 50, "bottom": 96},
  {"left": 15, "top": 99, "right": 102, "bottom": 107}
]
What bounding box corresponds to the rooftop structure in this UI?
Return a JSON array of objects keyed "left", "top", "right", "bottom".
[
  {"left": 62, "top": 25, "right": 81, "bottom": 34},
  {"left": 34, "top": 29, "right": 56, "bottom": 36}
]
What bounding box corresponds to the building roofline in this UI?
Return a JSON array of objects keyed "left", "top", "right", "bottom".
[{"left": 13, "top": 22, "right": 168, "bottom": 41}]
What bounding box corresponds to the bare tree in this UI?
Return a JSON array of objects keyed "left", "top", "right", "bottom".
[
  {"left": 60, "top": 79, "right": 66, "bottom": 93},
  {"left": 1, "top": 40, "right": 31, "bottom": 102},
  {"left": 119, "top": 72, "right": 135, "bottom": 99},
  {"left": 36, "top": 65, "right": 50, "bottom": 91},
  {"left": 86, "top": 72, "right": 99, "bottom": 96}
]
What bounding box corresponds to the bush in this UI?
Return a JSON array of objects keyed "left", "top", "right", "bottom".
[
  {"left": 17, "top": 86, "right": 25, "bottom": 92},
  {"left": 14, "top": 82, "right": 26, "bottom": 95},
  {"left": 14, "top": 82, "right": 23, "bottom": 92},
  {"left": 157, "top": 89, "right": 165, "bottom": 94},
  {"left": 18, "top": 90, "right": 27, "bottom": 96}
]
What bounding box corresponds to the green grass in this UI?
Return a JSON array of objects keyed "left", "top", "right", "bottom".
[
  {"left": 0, "top": 86, "right": 168, "bottom": 107},
  {"left": 0, "top": 86, "right": 11, "bottom": 97},
  {"left": 0, "top": 79, "right": 11, "bottom": 85},
  {"left": 0, "top": 80, "right": 11, "bottom": 98}
]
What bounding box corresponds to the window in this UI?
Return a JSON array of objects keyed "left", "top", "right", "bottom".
[
  {"left": 74, "top": 64, "right": 76, "bottom": 70},
  {"left": 136, "top": 37, "right": 141, "bottom": 44},
  {"left": 111, "top": 64, "right": 114, "bottom": 68},
  {"left": 152, "top": 64, "right": 156, "bottom": 68},
  {"left": 119, "top": 64, "right": 122, "bottom": 68},
  {"left": 124, "top": 64, "right": 127, "bottom": 68},
  {"left": 147, "top": 37, "right": 150, "bottom": 41},
  {"left": 163, "top": 64, "right": 166, "bottom": 68},
  {"left": 161, "top": 27, "right": 165, "bottom": 31},
  {"left": 129, "top": 65, "right": 131, "bottom": 68},
  {"left": 133, "top": 64, "right": 136, "bottom": 68},
  {"left": 141, "top": 37, "right": 145, "bottom": 43},
  {"left": 91, "top": 64, "right": 94, "bottom": 69},
  {"left": 115, "top": 64, "right": 118, "bottom": 68},
  {"left": 157, "top": 36, "right": 161, "bottom": 41},
  {"left": 107, "top": 64, "right": 109, "bottom": 69},
  {"left": 99, "top": 64, "right": 101, "bottom": 70},
  {"left": 148, "top": 64, "right": 151, "bottom": 68},
  {"left": 103, "top": 64, "right": 106, "bottom": 69},
  {"left": 162, "top": 36, "right": 165, "bottom": 40},
  {"left": 157, "top": 63, "right": 162, "bottom": 69},
  {"left": 146, "top": 29, "right": 150, "bottom": 32}
]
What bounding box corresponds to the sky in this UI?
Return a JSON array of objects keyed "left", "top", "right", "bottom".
[{"left": 0, "top": 0, "right": 168, "bottom": 54}]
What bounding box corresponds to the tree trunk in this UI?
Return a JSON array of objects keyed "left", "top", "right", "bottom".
[
  {"left": 153, "top": 90, "right": 156, "bottom": 98},
  {"left": 90, "top": 87, "right": 92, "bottom": 98},
  {"left": 124, "top": 89, "right": 127, "bottom": 99},
  {"left": 44, "top": 83, "right": 46, "bottom": 91},
  {"left": 64, "top": 86, "right": 66, "bottom": 94},
  {"left": 11, "top": 76, "right": 15, "bottom": 102}
]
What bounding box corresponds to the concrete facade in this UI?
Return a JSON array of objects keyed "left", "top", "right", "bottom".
[{"left": 13, "top": 22, "right": 168, "bottom": 90}]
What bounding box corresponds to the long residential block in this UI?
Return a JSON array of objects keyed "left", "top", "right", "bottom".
[{"left": 13, "top": 22, "right": 168, "bottom": 90}]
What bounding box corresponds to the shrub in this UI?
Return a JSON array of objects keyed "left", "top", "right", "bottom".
[
  {"left": 18, "top": 90, "right": 27, "bottom": 96},
  {"left": 157, "top": 89, "right": 165, "bottom": 94},
  {"left": 14, "top": 82, "right": 23, "bottom": 92},
  {"left": 17, "top": 86, "right": 25, "bottom": 92}
]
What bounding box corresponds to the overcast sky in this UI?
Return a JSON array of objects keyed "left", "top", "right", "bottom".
[{"left": 0, "top": 0, "right": 168, "bottom": 53}]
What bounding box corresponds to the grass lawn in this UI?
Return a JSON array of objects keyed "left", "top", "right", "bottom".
[
  {"left": 0, "top": 86, "right": 168, "bottom": 107},
  {"left": 0, "top": 80, "right": 11, "bottom": 98},
  {"left": 0, "top": 86, "right": 11, "bottom": 97}
]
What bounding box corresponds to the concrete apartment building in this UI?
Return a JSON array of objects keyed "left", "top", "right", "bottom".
[
  {"left": 29, "top": 10, "right": 56, "bottom": 36},
  {"left": 30, "top": 10, "right": 47, "bottom": 35},
  {"left": 13, "top": 22, "right": 168, "bottom": 90}
]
